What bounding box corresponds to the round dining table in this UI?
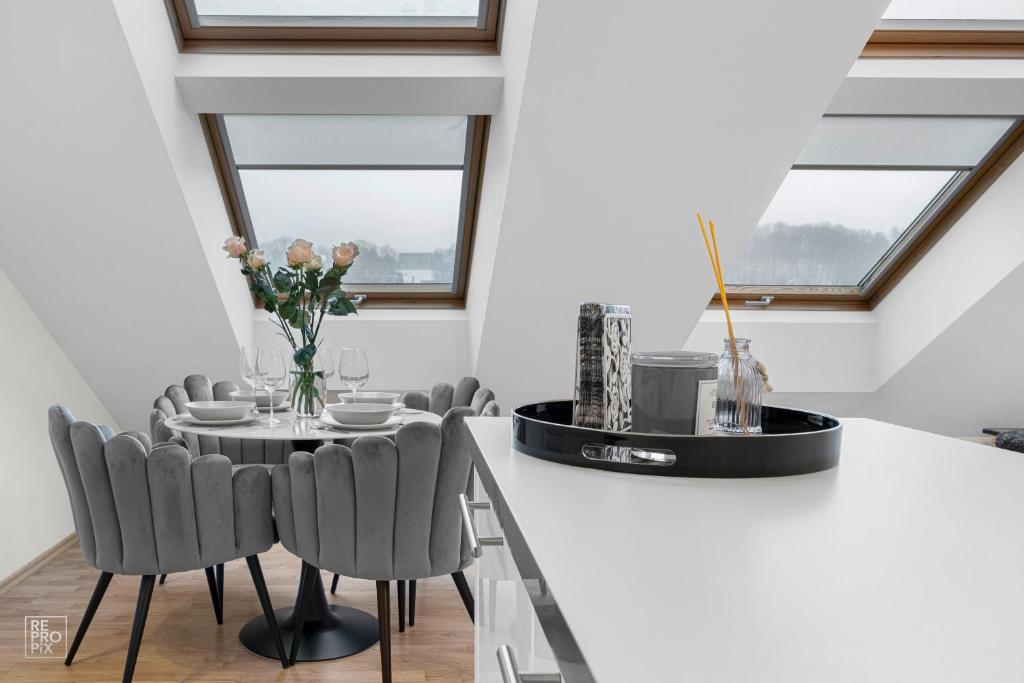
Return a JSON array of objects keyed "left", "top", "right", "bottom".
[{"left": 166, "top": 407, "right": 443, "bottom": 663}]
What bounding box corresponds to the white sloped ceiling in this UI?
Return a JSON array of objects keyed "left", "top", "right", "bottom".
[
  {"left": 473, "top": 0, "right": 892, "bottom": 411},
  {"left": 0, "top": 0, "right": 248, "bottom": 430}
]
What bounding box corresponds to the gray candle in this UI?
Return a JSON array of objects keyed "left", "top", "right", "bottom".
[{"left": 631, "top": 351, "right": 718, "bottom": 435}]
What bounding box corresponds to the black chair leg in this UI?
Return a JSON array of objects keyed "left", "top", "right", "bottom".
[
  {"left": 215, "top": 563, "right": 225, "bottom": 619},
  {"left": 246, "top": 555, "right": 288, "bottom": 669},
  {"left": 409, "top": 580, "right": 416, "bottom": 627},
  {"left": 376, "top": 581, "right": 393, "bottom": 683},
  {"left": 158, "top": 574, "right": 167, "bottom": 585},
  {"left": 65, "top": 571, "right": 113, "bottom": 666},
  {"left": 397, "top": 580, "right": 406, "bottom": 633},
  {"left": 451, "top": 571, "right": 474, "bottom": 623},
  {"left": 122, "top": 575, "right": 155, "bottom": 683},
  {"left": 330, "top": 573, "right": 340, "bottom": 594},
  {"left": 289, "top": 562, "right": 318, "bottom": 666},
  {"left": 204, "top": 566, "right": 223, "bottom": 625},
  {"left": 293, "top": 563, "right": 309, "bottom": 622}
]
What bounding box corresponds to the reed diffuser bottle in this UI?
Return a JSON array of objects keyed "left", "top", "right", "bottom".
[{"left": 714, "top": 337, "right": 763, "bottom": 434}]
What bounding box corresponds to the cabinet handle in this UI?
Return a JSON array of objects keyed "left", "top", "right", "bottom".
[
  {"left": 497, "top": 645, "right": 562, "bottom": 683},
  {"left": 458, "top": 493, "right": 504, "bottom": 558}
]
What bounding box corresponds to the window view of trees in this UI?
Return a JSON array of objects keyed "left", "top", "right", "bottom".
[
  {"left": 259, "top": 235, "right": 457, "bottom": 285},
  {"left": 726, "top": 222, "right": 902, "bottom": 286}
]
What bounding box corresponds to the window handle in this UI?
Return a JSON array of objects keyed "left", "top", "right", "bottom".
[{"left": 744, "top": 296, "right": 774, "bottom": 306}]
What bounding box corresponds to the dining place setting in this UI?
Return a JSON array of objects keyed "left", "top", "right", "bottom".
[{"left": 164, "top": 345, "right": 442, "bottom": 441}]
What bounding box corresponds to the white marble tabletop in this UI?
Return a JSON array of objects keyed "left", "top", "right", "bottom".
[{"left": 165, "top": 408, "right": 440, "bottom": 441}]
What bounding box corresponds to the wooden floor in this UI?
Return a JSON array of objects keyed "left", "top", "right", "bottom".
[{"left": 0, "top": 543, "right": 474, "bottom": 682}]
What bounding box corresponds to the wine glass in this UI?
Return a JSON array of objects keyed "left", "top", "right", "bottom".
[
  {"left": 257, "top": 348, "right": 287, "bottom": 426},
  {"left": 315, "top": 346, "right": 336, "bottom": 386},
  {"left": 239, "top": 346, "right": 259, "bottom": 394},
  {"left": 338, "top": 347, "right": 369, "bottom": 404}
]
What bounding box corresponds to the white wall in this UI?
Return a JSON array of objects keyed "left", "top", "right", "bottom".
[
  {"left": 684, "top": 310, "right": 877, "bottom": 393},
  {"left": 0, "top": 0, "right": 244, "bottom": 433},
  {"left": 873, "top": 137, "right": 1024, "bottom": 386},
  {"left": 0, "top": 270, "right": 115, "bottom": 581},
  {"left": 464, "top": 0, "right": 539, "bottom": 370},
  {"left": 474, "top": 0, "right": 891, "bottom": 412},
  {"left": 252, "top": 310, "right": 471, "bottom": 392},
  {"left": 113, "top": 0, "right": 255, "bottom": 352}
]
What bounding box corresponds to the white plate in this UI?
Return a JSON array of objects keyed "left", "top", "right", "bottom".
[
  {"left": 256, "top": 401, "right": 291, "bottom": 413},
  {"left": 171, "top": 414, "right": 259, "bottom": 427},
  {"left": 319, "top": 414, "right": 403, "bottom": 431},
  {"left": 338, "top": 392, "right": 402, "bottom": 405}
]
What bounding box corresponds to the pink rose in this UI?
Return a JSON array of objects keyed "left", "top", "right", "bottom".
[
  {"left": 286, "top": 239, "right": 314, "bottom": 267},
  {"left": 247, "top": 249, "right": 267, "bottom": 269},
  {"left": 223, "top": 235, "right": 246, "bottom": 258},
  {"left": 303, "top": 254, "right": 323, "bottom": 272},
  {"left": 331, "top": 242, "right": 359, "bottom": 268}
]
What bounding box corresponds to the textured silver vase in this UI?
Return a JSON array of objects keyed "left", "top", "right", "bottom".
[{"left": 573, "top": 302, "right": 632, "bottom": 431}]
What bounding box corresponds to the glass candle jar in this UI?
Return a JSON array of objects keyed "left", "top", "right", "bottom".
[
  {"left": 631, "top": 351, "right": 719, "bottom": 435},
  {"left": 714, "top": 338, "right": 763, "bottom": 434}
]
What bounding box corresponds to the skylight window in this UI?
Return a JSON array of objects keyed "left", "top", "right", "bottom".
[
  {"left": 867, "top": 0, "right": 1024, "bottom": 56},
  {"left": 191, "top": 0, "right": 483, "bottom": 27},
  {"left": 721, "top": 116, "right": 1023, "bottom": 309},
  {"left": 206, "top": 115, "right": 489, "bottom": 307},
  {"left": 166, "top": 0, "right": 504, "bottom": 52}
]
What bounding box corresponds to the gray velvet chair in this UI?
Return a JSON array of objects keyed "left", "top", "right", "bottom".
[
  {"left": 152, "top": 374, "right": 289, "bottom": 464},
  {"left": 272, "top": 408, "right": 476, "bottom": 679},
  {"left": 402, "top": 376, "right": 498, "bottom": 417},
  {"left": 48, "top": 406, "right": 289, "bottom": 682},
  {"left": 356, "top": 380, "right": 498, "bottom": 618},
  {"left": 152, "top": 374, "right": 295, "bottom": 589}
]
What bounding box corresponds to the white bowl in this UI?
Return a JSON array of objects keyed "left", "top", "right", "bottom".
[
  {"left": 185, "top": 401, "right": 255, "bottom": 421},
  {"left": 324, "top": 402, "right": 401, "bottom": 426},
  {"left": 338, "top": 391, "right": 401, "bottom": 405},
  {"left": 229, "top": 389, "right": 288, "bottom": 408}
]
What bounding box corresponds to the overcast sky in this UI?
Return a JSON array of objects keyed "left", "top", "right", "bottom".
[
  {"left": 242, "top": 169, "right": 462, "bottom": 253},
  {"left": 196, "top": 0, "right": 478, "bottom": 16},
  {"left": 883, "top": 0, "right": 1024, "bottom": 20},
  {"left": 758, "top": 170, "right": 955, "bottom": 234}
]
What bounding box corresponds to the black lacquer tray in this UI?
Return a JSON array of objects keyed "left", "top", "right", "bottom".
[{"left": 512, "top": 401, "right": 841, "bottom": 478}]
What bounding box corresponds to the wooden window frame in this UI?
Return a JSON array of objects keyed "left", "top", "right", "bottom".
[
  {"left": 164, "top": 0, "right": 505, "bottom": 54},
  {"left": 711, "top": 117, "right": 1024, "bottom": 312},
  {"left": 864, "top": 20, "right": 1024, "bottom": 58},
  {"left": 201, "top": 113, "right": 490, "bottom": 310}
]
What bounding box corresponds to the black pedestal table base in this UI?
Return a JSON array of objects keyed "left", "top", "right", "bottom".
[{"left": 239, "top": 572, "right": 378, "bottom": 662}]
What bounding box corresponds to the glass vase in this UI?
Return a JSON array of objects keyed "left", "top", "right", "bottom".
[
  {"left": 290, "top": 366, "right": 327, "bottom": 420},
  {"left": 714, "top": 338, "right": 763, "bottom": 434}
]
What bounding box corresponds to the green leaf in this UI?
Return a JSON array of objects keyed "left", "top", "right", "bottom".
[
  {"left": 328, "top": 296, "right": 358, "bottom": 316},
  {"left": 293, "top": 344, "right": 317, "bottom": 367},
  {"left": 278, "top": 301, "right": 296, "bottom": 321},
  {"left": 273, "top": 269, "right": 292, "bottom": 293},
  {"left": 289, "top": 307, "right": 311, "bottom": 330},
  {"left": 317, "top": 276, "right": 340, "bottom": 295}
]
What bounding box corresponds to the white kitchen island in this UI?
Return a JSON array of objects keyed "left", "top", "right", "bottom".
[{"left": 464, "top": 417, "right": 1024, "bottom": 683}]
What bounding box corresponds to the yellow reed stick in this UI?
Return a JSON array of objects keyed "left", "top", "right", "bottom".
[
  {"left": 708, "top": 220, "right": 738, "bottom": 348},
  {"left": 697, "top": 212, "right": 747, "bottom": 433},
  {"left": 696, "top": 213, "right": 737, "bottom": 349}
]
